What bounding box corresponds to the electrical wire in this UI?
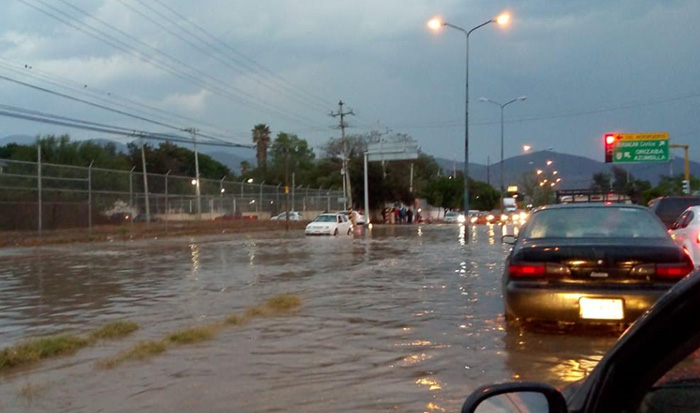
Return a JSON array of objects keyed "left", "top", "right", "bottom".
[
  {"left": 0, "top": 58, "right": 247, "bottom": 141},
  {"left": 0, "top": 104, "right": 251, "bottom": 148},
  {"left": 20, "top": 0, "right": 330, "bottom": 130},
  {"left": 144, "top": 0, "right": 335, "bottom": 110}
]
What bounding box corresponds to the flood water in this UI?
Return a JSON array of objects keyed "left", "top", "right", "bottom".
[{"left": 0, "top": 225, "right": 619, "bottom": 412}]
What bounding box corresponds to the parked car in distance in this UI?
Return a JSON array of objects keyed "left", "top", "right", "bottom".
[
  {"left": 462, "top": 267, "right": 700, "bottom": 413},
  {"left": 648, "top": 195, "right": 700, "bottom": 229},
  {"left": 503, "top": 204, "right": 694, "bottom": 326},
  {"left": 444, "top": 211, "right": 465, "bottom": 223},
  {"left": 305, "top": 213, "right": 352, "bottom": 236},
  {"left": 270, "top": 211, "right": 303, "bottom": 221},
  {"left": 670, "top": 205, "right": 700, "bottom": 267}
]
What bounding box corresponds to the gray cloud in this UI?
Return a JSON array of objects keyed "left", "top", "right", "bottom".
[{"left": 0, "top": 0, "right": 698, "bottom": 164}]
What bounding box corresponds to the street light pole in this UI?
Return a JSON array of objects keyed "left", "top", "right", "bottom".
[
  {"left": 429, "top": 12, "right": 510, "bottom": 243},
  {"left": 479, "top": 96, "right": 527, "bottom": 193}
]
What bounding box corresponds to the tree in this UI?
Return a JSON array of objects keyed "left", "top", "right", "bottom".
[
  {"left": 261, "top": 132, "right": 317, "bottom": 186},
  {"left": 322, "top": 133, "right": 369, "bottom": 159},
  {"left": 252, "top": 124, "right": 271, "bottom": 172},
  {"left": 591, "top": 172, "right": 612, "bottom": 191},
  {"left": 240, "top": 161, "right": 251, "bottom": 175},
  {"left": 421, "top": 174, "right": 499, "bottom": 212}
]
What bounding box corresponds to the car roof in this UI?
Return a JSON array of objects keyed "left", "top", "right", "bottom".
[{"left": 535, "top": 203, "right": 650, "bottom": 211}]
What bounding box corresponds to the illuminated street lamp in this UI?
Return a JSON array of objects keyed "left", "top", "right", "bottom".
[
  {"left": 536, "top": 169, "right": 543, "bottom": 175},
  {"left": 191, "top": 179, "right": 197, "bottom": 185},
  {"left": 523, "top": 145, "right": 531, "bottom": 153},
  {"left": 479, "top": 95, "right": 527, "bottom": 193},
  {"left": 241, "top": 177, "right": 254, "bottom": 197},
  {"left": 546, "top": 160, "right": 554, "bottom": 166},
  {"left": 427, "top": 11, "right": 510, "bottom": 242}
]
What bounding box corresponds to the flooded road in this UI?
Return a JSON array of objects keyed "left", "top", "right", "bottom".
[{"left": 0, "top": 225, "right": 619, "bottom": 412}]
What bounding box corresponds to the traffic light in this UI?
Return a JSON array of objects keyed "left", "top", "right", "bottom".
[
  {"left": 604, "top": 134, "right": 617, "bottom": 163},
  {"left": 682, "top": 179, "right": 691, "bottom": 195}
]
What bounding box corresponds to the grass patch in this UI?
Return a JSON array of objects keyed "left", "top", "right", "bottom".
[
  {"left": 225, "top": 314, "right": 247, "bottom": 326},
  {"left": 244, "top": 305, "right": 270, "bottom": 318},
  {"left": 96, "top": 295, "right": 302, "bottom": 370},
  {"left": 0, "top": 335, "right": 91, "bottom": 372},
  {"left": 265, "top": 294, "right": 302, "bottom": 312},
  {"left": 166, "top": 326, "right": 218, "bottom": 345},
  {"left": 97, "top": 340, "right": 167, "bottom": 369},
  {"left": 89, "top": 321, "right": 139, "bottom": 341}
]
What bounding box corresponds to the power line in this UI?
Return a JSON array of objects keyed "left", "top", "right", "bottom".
[
  {"left": 20, "top": 0, "right": 329, "bottom": 130},
  {"left": 0, "top": 59, "right": 247, "bottom": 141},
  {"left": 0, "top": 104, "right": 251, "bottom": 148},
  {"left": 144, "top": 0, "right": 335, "bottom": 110},
  {"left": 0, "top": 73, "right": 250, "bottom": 147},
  {"left": 393, "top": 91, "right": 700, "bottom": 130}
]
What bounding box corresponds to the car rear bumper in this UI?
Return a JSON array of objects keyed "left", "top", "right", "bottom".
[
  {"left": 505, "top": 282, "right": 671, "bottom": 324},
  {"left": 305, "top": 229, "right": 332, "bottom": 236}
]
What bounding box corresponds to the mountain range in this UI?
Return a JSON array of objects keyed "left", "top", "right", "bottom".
[{"left": 1, "top": 135, "right": 697, "bottom": 187}]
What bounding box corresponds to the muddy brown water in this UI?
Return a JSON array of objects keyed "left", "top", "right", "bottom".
[{"left": 0, "top": 225, "right": 618, "bottom": 412}]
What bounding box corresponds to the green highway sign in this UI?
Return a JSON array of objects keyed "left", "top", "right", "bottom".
[{"left": 611, "top": 132, "right": 669, "bottom": 163}]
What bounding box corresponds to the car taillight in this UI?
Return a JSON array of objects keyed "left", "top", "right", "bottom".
[
  {"left": 697, "top": 231, "right": 700, "bottom": 244},
  {"left": 509, "top": 262, "right": 571, "bottom": 279},
  {"left": 656, "top": 262, "right": 694, "bottom": 279}
]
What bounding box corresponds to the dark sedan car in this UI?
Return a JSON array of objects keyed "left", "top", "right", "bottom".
[
  {"left": 503, "top": 204, "right": 694, "bottom": 325},
  {"left": 462, "top": 267, "right": 700, "bottom": 413}
]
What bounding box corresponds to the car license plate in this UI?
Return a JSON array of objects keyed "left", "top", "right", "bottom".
[{"left": 579, "top": 298, "right": 624, "bottom": 320}]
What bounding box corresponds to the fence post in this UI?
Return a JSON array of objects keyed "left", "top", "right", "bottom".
[
  {"left": 318, "top": 186, "right": 322, "bottom": 212},
  {"left": 37, "top": 144, "right": 42, "bottom": 234},
  {"left": 140, "top": 144, "right": 151, "bottom": 223},
  {"left": 165, "top": 170, "right": 170, "bottom": 231},
  {"left": 129, "top": 166, "right": 135, "bottom": 207},
  {"left": 88, "top": 160, "right": 94, "bottom": 234},
  {"left": 259, "top": 181, "right": 264, "bottom": 213},
  {"left": 220, "top": 175, "right": 226, "bottom": 213},
  {"left": 327, "top": 189, "right": 331, "bottom": 211}
]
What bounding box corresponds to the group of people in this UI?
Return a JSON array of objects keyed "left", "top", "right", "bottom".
[{"left": 382, "top": 206, "right": 421, "bottom": 224}]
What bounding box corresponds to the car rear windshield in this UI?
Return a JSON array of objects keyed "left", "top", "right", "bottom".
[
  {"left": 523, "top": 207, "right": 668, "bottom": 239},
  {"left": 314, "top": 215, "right": 336, "bottom": 222}
]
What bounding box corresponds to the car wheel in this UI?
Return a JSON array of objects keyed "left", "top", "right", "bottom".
[{"left": 334, "top": 228, "right": 339, "bottom": 236}]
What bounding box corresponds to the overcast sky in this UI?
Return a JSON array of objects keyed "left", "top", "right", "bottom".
[{"left": 0, "top": 0, "right": 698, "bottom": 163}]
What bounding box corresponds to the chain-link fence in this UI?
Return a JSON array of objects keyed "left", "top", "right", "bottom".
[{"left": 0, "top": 158, "right": 344, "bottom": 231}]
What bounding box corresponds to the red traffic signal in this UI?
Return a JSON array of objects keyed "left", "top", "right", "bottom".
[{"left": 604, "top": 134, "right": 618, "bottom": 163}]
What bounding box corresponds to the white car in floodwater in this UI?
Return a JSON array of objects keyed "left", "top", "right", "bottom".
[{"left": 305, "top": 213, "right": 353, "bottom": 236}]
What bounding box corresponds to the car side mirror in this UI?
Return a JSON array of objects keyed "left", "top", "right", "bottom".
[
  {"left": 462, "top": 382, "right": 568, "bottom": 413},
  {"left": 502, "top": 235, "right": 517, "bottom": 244}
]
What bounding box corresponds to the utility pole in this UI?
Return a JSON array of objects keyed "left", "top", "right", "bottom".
[
  {"left": 285, "top": 146, "right": 290, "bottom": 231},
  {"left": 487, "top": 156, "right": 490, "bottom": 185},
  {"left": 185, "top": 128, "right": 201, "bottom": 220},
  {"left": 330, "top": 100, "right": 355, "bottom": 209},
  {"left": 139, "top": 140, "right": 151, "bottom": 223}
]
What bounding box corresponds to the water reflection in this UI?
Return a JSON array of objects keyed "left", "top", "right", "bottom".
[
  {"left": 189, "top": 242, "right": 200, "bottom": 278},
  {"left": 500, "top": 325, "right": 615, "bottom": 386}
]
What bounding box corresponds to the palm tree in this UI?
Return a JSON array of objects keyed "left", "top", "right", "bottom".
[
  {"left": 252, "top": 124, "right": 271, "bottom": 170},
  {"left": 240, "top": 161, "right": 251, "bottom": 175}
]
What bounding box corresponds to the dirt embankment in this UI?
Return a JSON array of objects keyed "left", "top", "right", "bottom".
[{"left": 0, "top": 220, "right": 307, "bottom": 248}]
